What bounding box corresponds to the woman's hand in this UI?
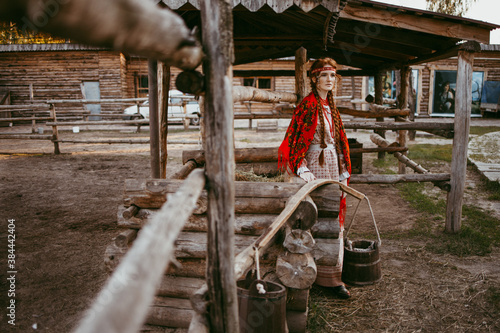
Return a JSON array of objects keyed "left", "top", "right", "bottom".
[{"left": 299, "top": 171, "right": 316, "bottom": 183}]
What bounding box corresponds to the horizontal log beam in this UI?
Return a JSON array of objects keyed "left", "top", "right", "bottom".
[
  {"left": 0, "top": 104, "right": 48, "bottom": 109},
  {"left": 340, "top": 3, "right": 491, "bottom": 43},
  {"left": 46, "top": 120, "right": 149, "bottom": 126},
  {"left": 233, "top": 86, "right": 298, "bottom": 104},
  {"left": 0, "top": 134, "right": 53, "bottom": 140},
  {"left": 146, "top": 297, "right": 193, "bottom": 328},
  {"left": 350, "top": 147, "right": 408, "bottom": 154},
  {"left": 0, "top": 117, "right": 54, "bottom": 121},
  {"left": 338, "top": 107, "right": 410, "bottom": 118},
  {"left": 394, "top": 116, "right": 454, "bottom": 138},
  {"left": 233, "top": 112, "right": 293, "bottom": 119},
  {"left": 46, "top": 98, "right": 148, "bottom": 104},
  {"left": 349, "top": 173, "right": 451, "bottom": 184},
  {"left": 182, "top": 147, "right": 278, "bottom": 165},
  {"left": 344, "top": 121, "right": 453, "bottom": 131}
]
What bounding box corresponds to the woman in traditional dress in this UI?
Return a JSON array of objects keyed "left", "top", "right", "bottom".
[{"left": 278, "top": 57, "right": 351, "bottom": 299}]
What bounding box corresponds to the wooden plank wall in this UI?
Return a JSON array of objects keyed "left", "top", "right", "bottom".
[
  {"left": 98, "top": 51, "right": 127, "bottom": 112},
  {"left": 0, "top": 50, "right": 127, "bottom": 114}
]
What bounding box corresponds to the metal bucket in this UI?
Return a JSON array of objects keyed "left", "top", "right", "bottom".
[
  {"left": 342, "top": 240, "right": 382, "bottom": 286},
  {"left": 237, "top": 279, "right": 287, "bottom": 333}
]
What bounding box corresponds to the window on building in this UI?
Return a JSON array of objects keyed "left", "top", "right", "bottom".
[
  {"left": 136, "top": 75, "right": 149, "bottom": 97},
  {"left": 431, "top": 70, "right": 484, "bottom": 116},
  {"left": 411, "top": 69, "right": 419, "bottom": 114},
  {"left": 367, "top": 71, "right": 396, "bottom": 102},
  {"left": 243, "top": 77, "right": 272, "bottom": 90}
]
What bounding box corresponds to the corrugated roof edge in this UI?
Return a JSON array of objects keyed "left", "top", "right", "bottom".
[
  {"left": 0, "top": 43, "right": 110, "bottom": 52},
  {"left": 481, "top": 44, "right": 500, "bottom": 52}
]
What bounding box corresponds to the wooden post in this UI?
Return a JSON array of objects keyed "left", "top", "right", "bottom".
[
  {"left": 374, "top": 72, "right": 385, "bottom": 159},
  {"left": 295, "top": 47, "right": 308, "bottom": 103},
  {"left": 49, "top": 104, "right": 60, "bottom": 154},
  {"left": 446, "top": 46, "right": 477, "bottom": 233},
  {"left": 398, "top": 66, "right": 410, "bottom": 174},
  {"left": 200, "top": 1, "right": 239, "bottom": 332},
  {"left": 199, "top": 95, "right": 206, "bottom": 150},
  {"left": 158, "top": 61, "right": 170, "bottom": 179},
  {"left": 149, "top": 60, "right": 161, "bottom": 179},
  {"left": 408, "top": 70, "right": 417, "bottom": 140}
]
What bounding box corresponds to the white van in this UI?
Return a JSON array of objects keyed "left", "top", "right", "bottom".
[{"left": 123, "top": 89, "right": 201, "bottom": 126}]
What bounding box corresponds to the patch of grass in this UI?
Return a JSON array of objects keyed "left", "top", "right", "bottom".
[
  {"left": 397, "top": 182, "right": 446, "bottom": 215},
  {"left": 396, "top": 181, "right": 500, "bottom": 256},
  {"left": 372, "top": 157, "right": 397, "bottom": 174},
  {"left": 238, "top": 138, "right": 251, "bottom": 143},
  {"left": 371, "top": 143, "right": 452, "bottom": 174},
  {"left": 407, "top": 144, "right": 452, "bottom": 163},
  {"left": 469, "top": 126, "right": 500, "bottom": 136},
  {"left": 480, "top": 175, "right": 500, "bottom": 201}
]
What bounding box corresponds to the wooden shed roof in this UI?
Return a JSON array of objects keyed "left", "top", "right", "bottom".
[{"left": 162, "top": 0, "right": 499, "bottom": 70}]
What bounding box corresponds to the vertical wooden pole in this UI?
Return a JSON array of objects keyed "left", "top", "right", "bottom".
[
  {"left": 446, "top": 48, "right": 475, "bottom": 233},
  {"left": 149, "top": 59, "right": 161, "bottom": 179},
  {"left": 29, "top": 83, "right": 36, "bottom": 133},
  {"left": 398, "top": 66, "right": 410, "bottom": 174},
  {"left": 374, "top": 72, "right": 385, "bottom": 159},
  {"left": 49, "top": 104, "right": 60, "bottom": 154},
  {"left": 200, "top": 1, "right": 239, "bottom": 332},
  {"left": 199, "top": 95, "right": 206, "bottom": 150},
  {"left": 408, "top": 70, "right": 416, "bottom": 141},
  {"left": 295, "top": 47, "right": 308, "bottom": 103},
  {"left": 158, "top": 61, "right": 170, "bottom": 179}
]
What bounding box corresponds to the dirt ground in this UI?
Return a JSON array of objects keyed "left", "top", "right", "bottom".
[{"left": 0, "top": 124, "right": 499, "bottom": 332}]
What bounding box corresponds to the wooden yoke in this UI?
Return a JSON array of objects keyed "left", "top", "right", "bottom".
[{"left": 235, "top": 179, "right": 341, "bottom": 279}]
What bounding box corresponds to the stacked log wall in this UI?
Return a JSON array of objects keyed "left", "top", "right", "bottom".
[
  {"left": 106, "top": 178, "right": 343, "bottom": 332},
  {"left": 98, "top": 51, "right": 127, "bottom": 113}
]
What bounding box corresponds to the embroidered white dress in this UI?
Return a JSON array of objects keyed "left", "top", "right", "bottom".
[{"left": 304, "top": 104, "right": 346, "bottom": 287}]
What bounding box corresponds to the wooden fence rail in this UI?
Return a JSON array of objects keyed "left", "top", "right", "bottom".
[{"left": 73, "top": 169, "right": 206, "bottom": 333}]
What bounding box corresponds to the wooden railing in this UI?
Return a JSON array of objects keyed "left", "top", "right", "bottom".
[{"left": 0, "top": 97, "right": 202, "bottom": 153}]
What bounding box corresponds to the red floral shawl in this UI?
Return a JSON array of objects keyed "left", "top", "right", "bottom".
[{"left": 278, "top": 92, "right": 351, "bottom": 177}]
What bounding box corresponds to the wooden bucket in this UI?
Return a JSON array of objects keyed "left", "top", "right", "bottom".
[
  {"left": 342, "top": 240, "right": 382, "bottom": 286},
  {"left": 237, "top": 279, "right": 287, "bottom": 333},
  {"left": 340, "top": 186, "right": 382, "bottom": 286}
]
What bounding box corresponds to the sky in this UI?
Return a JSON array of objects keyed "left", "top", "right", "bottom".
[{"left": 378, "top": 0, "right": 500, "bottom": 44}]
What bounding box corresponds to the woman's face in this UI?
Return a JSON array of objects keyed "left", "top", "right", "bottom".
[{"left": 313, "top": 70, "right": 336, "bottom": 94}]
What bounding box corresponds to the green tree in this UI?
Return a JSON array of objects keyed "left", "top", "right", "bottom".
[{"left": 426, "top": 0, "right": 477, "bottom": 16}]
